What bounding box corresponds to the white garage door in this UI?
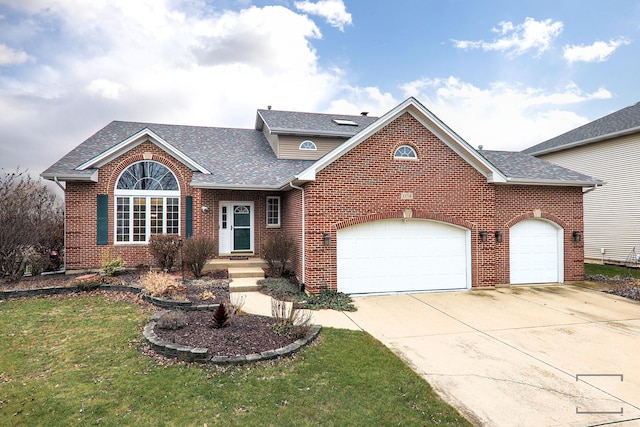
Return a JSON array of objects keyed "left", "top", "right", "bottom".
[
  {"left": 510, "top": 219, "right": 563, "bottom": 284},
  {"left": 337, "top": 219, "right": 470, "bottom": 294}
]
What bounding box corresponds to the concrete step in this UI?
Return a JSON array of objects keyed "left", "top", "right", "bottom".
[
  {"left": 229, "top": 277, "right": 261, "bottom": 292},
  {"left": 204, "top": 257, "right": 266, "bottom": 271},
  {"left": 228, "top": 267, "right": 265, "bottom": 279}
]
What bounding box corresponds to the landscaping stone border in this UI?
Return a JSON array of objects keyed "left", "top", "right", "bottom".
[
  {"left": 1, "top": 284, "right": 322, "bottom": 365},
  {"left": 143, "top": 310, "right": 323, "bottom": 364},
  {"left": 0, "top": 284, "right": 218, "bottom": 311}
]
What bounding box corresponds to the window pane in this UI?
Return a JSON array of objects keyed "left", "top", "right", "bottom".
[
  {"left": 117, "top": 197, "right": 130, "bottom": 242},
  {"left": 133, "top": 197, "right": 146, "bottom": 242},
  {"left": 267, "top": 197, "right": 280, "bottom": 226},
  {"left": 166, "top": 197, "right": 179, "bottom": 234},
  {"left": 150, "top": 197, "right": 163, "bottom": 235},
  {"left": 116, "top": 161, "right": 179, "bottom": 190}
]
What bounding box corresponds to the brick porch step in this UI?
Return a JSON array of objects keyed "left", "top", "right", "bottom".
[{"left": 203, "top": 257, "right": 266, "bottom": 271}]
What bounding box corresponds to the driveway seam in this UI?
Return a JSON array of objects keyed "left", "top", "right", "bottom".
[{"left": 407, "top": 293, "right": 640, "bottom": 413}]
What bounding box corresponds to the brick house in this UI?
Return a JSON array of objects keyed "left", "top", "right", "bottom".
[{"left": 42, "top": 98, "right": 601, "bottom": 294}]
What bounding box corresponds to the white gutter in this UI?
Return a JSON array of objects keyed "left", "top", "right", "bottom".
[{"left": 289, "top": 181, "right": 306, "bottom": 284}]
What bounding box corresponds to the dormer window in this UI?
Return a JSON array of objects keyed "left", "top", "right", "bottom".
[
  {"left": 299, "top": 140, "right": 317, "bottom": 151},
  {"left": 332, "top": 118, "right": 358, "bottom": 126},
  {"left": 394, "top": 145, "right": 417, "bottom": 159}
]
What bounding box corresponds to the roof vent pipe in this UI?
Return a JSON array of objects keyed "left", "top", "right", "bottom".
[
  {"left": 361, "top": 111, "right": 368, "bottom": 116},
  {"left": 267, "top": 105, "right": 272, "bottom": 110}
]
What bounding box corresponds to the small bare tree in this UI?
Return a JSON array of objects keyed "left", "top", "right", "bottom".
[{"left": 0, "top": 168, "right": 63, "bottom": 282}]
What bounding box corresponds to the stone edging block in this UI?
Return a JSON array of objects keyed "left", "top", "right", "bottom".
[{"left": 143, "top": 318, "right": 322, "bottom": 364}]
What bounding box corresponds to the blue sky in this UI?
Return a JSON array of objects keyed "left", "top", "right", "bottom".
[{"left": 1, "top": 0, "right": 639, "bottom": 180}]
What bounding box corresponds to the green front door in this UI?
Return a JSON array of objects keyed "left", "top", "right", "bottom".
[{"left": 233, "top": 205, "right": 251, "bottom": 251}]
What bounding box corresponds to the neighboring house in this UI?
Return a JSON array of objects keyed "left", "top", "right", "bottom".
[
  {"left": 42, "top": 98, "right": 600, "bottom": 294},
  {"left": 524, "top": 102, "right": 640, "bottom": 265}
]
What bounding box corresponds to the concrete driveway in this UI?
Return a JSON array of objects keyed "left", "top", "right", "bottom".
[
  {"left": 238, "top": 284, "right": 640, "bottom": 426},
  {"left": 335, "top": 285, "right": 640, "bottom": 426}
]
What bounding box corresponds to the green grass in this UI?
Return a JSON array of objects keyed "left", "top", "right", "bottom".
[
  {"left": 585, "top": 263, "right": 640, "bottom": 279},
  {"left": 0, "top": 295, "right": 471, "bottom": 426}
]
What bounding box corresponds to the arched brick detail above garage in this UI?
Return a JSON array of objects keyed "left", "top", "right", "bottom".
[{"left": 332, "top": 210, "right": 475, "bottom": 232}]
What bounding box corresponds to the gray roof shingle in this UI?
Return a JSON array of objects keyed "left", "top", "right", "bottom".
[
  {"left": 524, "top": 101, "right": 640, "bottom": 155},
  {"left": 256, "top": 109, "right": 378, "bottom": 137},
  {"left": 42, "top": 121, "right": 315, "bottom": 188},
  {"left": 480, "top": 150, "right": 601, "bottom": 184},
  {"left": 42, "top": 110, "right": 601, "bottom": 189}
]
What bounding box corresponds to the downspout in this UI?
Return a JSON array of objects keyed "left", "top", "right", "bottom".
[
  {"left": 53, "top": 177, "right": 66, "bottom": 272},
  {"left": 289, "top": 181, "right": 305, "bottom": 284}
]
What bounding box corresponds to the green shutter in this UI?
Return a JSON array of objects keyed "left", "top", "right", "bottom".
[
  {"left": 185, "top": 196, "right": 193, "bottom": 238},
  {"left": 97, "top": 194, "right": 108, "bottom": 245}
]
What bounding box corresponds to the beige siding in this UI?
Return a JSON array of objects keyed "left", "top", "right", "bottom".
[
  {"left": 277, "top": 135, "right": 346, "bottom": 160},
  {"left": 261, "top": 128, "right": 280, "bottom": 155},
  {"left": 540, "top": 133, "right": 640, "bottom": 263}
]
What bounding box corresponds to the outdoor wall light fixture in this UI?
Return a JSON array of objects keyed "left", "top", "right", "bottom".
[
  {"left": 572, "top": 231, "right": 582, "bottom": 242},
  {"left": 323, "top": 232, "right": 331, "bottom": 246},
  {"left": 494, "top": 231, "right": 503, "bottom": 243},
  {"left": 479, "top": 231, "right": 488, "bottom": 243}
]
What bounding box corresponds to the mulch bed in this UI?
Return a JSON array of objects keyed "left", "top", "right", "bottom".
[
  {"left": 154, "top": 311, "right": 293, "bottom": 357},
  {"left": 1, "top": 270, "right": 303, "bottom": 361}
]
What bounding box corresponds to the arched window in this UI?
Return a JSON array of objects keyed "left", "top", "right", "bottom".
[
  {"left": 299, "top": 140, "right": 317, "bottom": 151},
  {"left": 394, "top": 145, "right": 417, "bottom": 159},
  {"left": 115, "top": 161, "right": 180, "bottom": 243}
]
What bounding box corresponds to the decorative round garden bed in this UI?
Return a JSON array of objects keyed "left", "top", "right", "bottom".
[{"left": 1, "top": 271, "right": 322, "bottom": 365}]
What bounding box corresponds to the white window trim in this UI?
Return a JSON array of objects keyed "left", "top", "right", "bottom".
[
  {"left": 114, "top": 161, "right": 181, "bottom": 244},
  {"left": 394, "top": 145, "right": 418, "bottom": 160},
  {"left": 266, "top": 196, "right": 281, "bottom": 228},
  {"left": 299, "top": 140, "right": 317, "bottom": 151},
  {"left": 115, "top": 196, "right": 181, "bottom": 244}
]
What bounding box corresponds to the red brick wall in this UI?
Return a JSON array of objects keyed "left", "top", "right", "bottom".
[
  {"left": 65, "top": 142, "right": 194, "bottom": 270},
  {"left": 65, "top": 115, "right": 585, "bottom": 290},
  {"left": 296, "top": 112, "right": 585, "bottom": 293},
  {"left": 494, "top": 185, "right": 584, "bottom": 283}
]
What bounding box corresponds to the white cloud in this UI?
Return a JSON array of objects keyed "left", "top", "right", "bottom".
[
  {"left": 563, "top": 38, "right": 630, "bottom": 63},
  {"left": 0, "top": 1, "right": 345, "bottom": 178},
  {"left": 86, "top": 78, "right": 128, "bottom": 100},
  {"left": 294, "top": 0, "right": 352, "bottom": 31},
  {"left": 452, "top": 17, "right": 563, "bottom": 57},
  {"left": 325, "top": 86, "right": 397, "bottom": 116},
  {"left": 400, "top": 77, "right": 610, "bottom": 150},
  {"left": 0, "top": 43, "right": 32, "bottom": 65}
]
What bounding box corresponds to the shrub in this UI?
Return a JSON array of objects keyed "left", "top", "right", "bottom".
[
  {"left": 230, "top": 293, "right": 246, "bottom": 316},
  {"left": 305, "top": 289, "right": 357, "bottom": 312},
  {"left": 156, "top": 311, "right": 188, "bottom": 330},
  {"left": 140, "top": 271, "right": 187, "bottom": 301},
  {"left": 101, "top": 249, "right": 123, "bottom": 277},
  {"left": 0, "top": 168, "right": 63, "bottom": 282},
  {"left": 258, "top": 278, "right": 306, "bottom": 301},
  {"left": 270, "top": 298, "right": 312, "bottom": 339},
  {"left": 148, "top": 234, "right": 180, "bottom": 272},
  {"left": 261, "top": 233, "right": 295, "bottom": 278},
  {"left": 183, "top": 237, "right": 216, "bottom": 278},
  {"left": 209, "top": 303, "right": 230, "bottom": 328}
]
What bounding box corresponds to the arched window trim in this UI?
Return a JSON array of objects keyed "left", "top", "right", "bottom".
[
  {"left": 114, "top": 161, "right": 181, "bottom": 244},
  {"left": 394, "top": 145, "right": 418, "bottom": 160},
  {"left": 299, "top": 140, "right": 317, "bottom": 151}
]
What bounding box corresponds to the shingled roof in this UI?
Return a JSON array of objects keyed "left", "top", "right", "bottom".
[
  {"left": 42, "top": 121, "right": 315, "bottom": 189},
  {"left": 256, "top": 109, "right": 378, "bottom": 137},
  {"left": 42, "top": 101, "right": 601, "bottom": 190},
  {"left": 524, "top": 101, "right": 640, "bottom": 156},
  {"left": 480, "top": 150, "right": 602, "bottom": 185}
]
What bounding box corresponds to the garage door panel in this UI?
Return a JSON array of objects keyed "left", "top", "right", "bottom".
[
  {"left": 337, "top": 219, "right": 469, "bottom": 294},
  {"left": 510, "top": 219, "right": 563, "bottom": 285}
]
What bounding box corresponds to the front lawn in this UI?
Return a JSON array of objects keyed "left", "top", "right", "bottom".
[{"left": 0, "top": 294, "right": 471, "bottom": 426}]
